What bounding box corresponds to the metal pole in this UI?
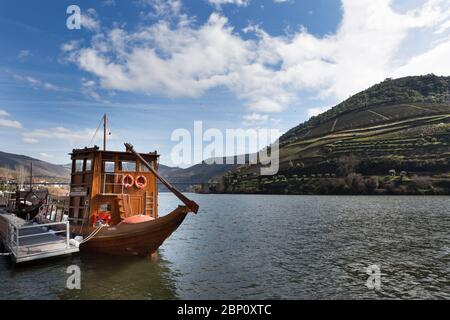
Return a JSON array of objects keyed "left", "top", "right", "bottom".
[
  {"left": 66, "top": 221, "right": 70, "bottom": 248},
  {"left": 103, "top": 114, "right": 107, "bottom": 151},
  {"left": 30, "top": 162, "right": 33, "bottom": 191},
  {"left": 16, "top": 225, "right": 19, "bottom": 249}
]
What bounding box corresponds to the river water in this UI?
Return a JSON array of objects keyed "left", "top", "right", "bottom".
[{"left": 1, "top": 194, "right": 449, "bottom": 299}]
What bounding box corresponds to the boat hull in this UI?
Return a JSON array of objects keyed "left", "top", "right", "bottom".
[{"left": 77, "top": 206, "right": 189, "bottom": 256}]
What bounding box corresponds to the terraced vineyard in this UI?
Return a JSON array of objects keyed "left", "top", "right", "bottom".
[{"left": 217, "top": 75, "right": 450, "bottom": 195}]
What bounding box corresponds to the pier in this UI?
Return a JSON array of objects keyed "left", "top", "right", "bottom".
[{"left": 0, "top": 209, "right": 79, "bottom": 263}]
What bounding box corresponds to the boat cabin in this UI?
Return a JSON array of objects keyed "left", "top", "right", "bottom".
[{"left": 68, "top": 146, "right": 159, "bottom": 227}]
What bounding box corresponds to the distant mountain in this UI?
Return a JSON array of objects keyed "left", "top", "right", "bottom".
[
  {"left": 158, "top": 159, "right": 239, "bottom": 191},
  {"left": 218, "top": 74, "right": 450, "bottom": 195},
  {"left": 0, "top": 151, "right": 70, "bottom": 178}
]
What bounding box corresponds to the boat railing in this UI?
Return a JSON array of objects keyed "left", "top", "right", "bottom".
[
  {"left": 7, "top": 198, "right": 16, "bottom": 211},
  {"left": 101, "top": 173, "right": 125, "bottom": 195},
  {"left": 7, "top": 220, "right": 71, "bottom": 256}
]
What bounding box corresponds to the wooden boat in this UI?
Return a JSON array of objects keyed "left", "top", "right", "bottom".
[
  {"left": 13, "top": 189, "right": 48, "bottom": 220},
  {"left": 6, "top": 162, "right": 49, "bottom": 220},
  {"left": 72, "top": 206, "right": 190, "bottom": 256},
  {"left": 39, "top": 115, "right": 198, "bottom": 256}
]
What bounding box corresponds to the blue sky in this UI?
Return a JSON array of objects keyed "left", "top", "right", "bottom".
[{"left": 0, "top": 0, "right": 449, "bottom": 166}]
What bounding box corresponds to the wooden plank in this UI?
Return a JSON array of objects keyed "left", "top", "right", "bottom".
[{"left": 15, "top": 247, "right": 79, "bottom": 263}]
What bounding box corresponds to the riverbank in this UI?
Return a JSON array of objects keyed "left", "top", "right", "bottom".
[{"left": 205, "top": 173, "right": 450, "bottom": 195}]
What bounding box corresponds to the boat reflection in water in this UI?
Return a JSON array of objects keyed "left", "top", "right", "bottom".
[
  {"left": 60, "top": 252, "right": 179, "bottom": 300},
  {"left": 0, "top": 250, "right": 179, "bottom": 300}
]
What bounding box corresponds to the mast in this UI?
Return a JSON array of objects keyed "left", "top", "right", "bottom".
[
  {"left": 29, "top": 162, "right": 33, "bottom": 191},
  {"left": 103, "top": 114, "right": 107, "bottom": 151}
]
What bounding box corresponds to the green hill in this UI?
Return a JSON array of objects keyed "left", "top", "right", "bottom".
[
  {"left": 218, "top": 75, "right": 450, "bottom": 195},
  {"left": 0, "top": 151, "right": 69, "bottom": 179}
]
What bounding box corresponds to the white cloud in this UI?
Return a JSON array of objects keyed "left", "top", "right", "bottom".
[
  {"left": 23, "top": 137, "right": 38, "bottom": 144},
  {"left": 208, "top": 0, "right": 284, "bottom": 7},
  {"left": 39, "top": 153, "right": 53, "bottom": 159},
  {"left": 81, "top": 78, "right": 108, "bottom": 102},
  {"left": 393, "top": 35, "right": 450, "bottom": 77},
  {"left": 148, "top": 0, "right": 182, "bottom": 14},
  {"left": 73, "top": 14, "right": 254, "bottom": 97},
  {"left": 0, "top": 118, "right": 22, "bottom": 129},
  {"left": 307, "top": 106, "right": 330, "bottom": 118},
  {"left": 61, "top": 40, "right": 81, "bottom": 52},
  {"left": 243, "top": 113, "right": 269, "bottom": 121},
  {"left": 66, "top": 0, "right": 450, "bottom": 114},
  {"left": 103, "top": 0, "right": 116, "bottom": 6},
  {"left": 241, "top": 112, "right": 280, "bottom": 126},
  {"left": 23, "top": 127, "right": 95, "bottom": 144},
  {"left": 18, "top": 50, "right": 32, "bottom": 60},
  {"left": 208, "top": 0, "right": 250, "bottom": 8},
  {"left": 0, "top": 110, "right": 22, "bottom": 129},
  {"left": 14, "top": 74, "right": 66, "bottom": 92},
  {"left": 81, "top": 8, "right": 101, "bottom": 32}
]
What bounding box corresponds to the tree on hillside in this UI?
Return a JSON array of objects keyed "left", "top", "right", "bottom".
[
  {"left": 0, "top": 167, "right": 11, "bottom": 178},
  {"left": 337, "top": 155, "right": 360, "bottom": 176}
]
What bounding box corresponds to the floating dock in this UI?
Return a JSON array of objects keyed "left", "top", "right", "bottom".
[{"left": 0, "top": 209, "right": 79, "bottom": 263}]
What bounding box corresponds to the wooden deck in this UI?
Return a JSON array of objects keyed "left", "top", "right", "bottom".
[{"left": 0, "top": 209, "right": 79, "bottom": 263}]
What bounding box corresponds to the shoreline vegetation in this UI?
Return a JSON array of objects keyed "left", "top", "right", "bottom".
[
  {"left": 200, "top": 156, "right": 450, "bottom": 195},
  {"left": 205, "top": 173, "right": 450, "bottom": 196}
]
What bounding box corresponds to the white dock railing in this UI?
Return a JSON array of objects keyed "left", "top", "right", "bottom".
[{"left": 7, "top": 220, "right": 72, "bottom": 257}]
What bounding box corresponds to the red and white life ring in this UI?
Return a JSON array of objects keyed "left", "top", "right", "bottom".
[
  {"left": 135, "top": 175, "right": 147, "bottom": 189},
  {"left": 123, "top": 174, "right": 135, "bottom": 189},
  {"left": 92, "top": 212, "right": 111, "bottom": 226}
]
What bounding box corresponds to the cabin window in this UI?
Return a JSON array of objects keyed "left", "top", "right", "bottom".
[
  {"left": 75, "top": 160, "right": 84, "bottom": 172},
  {"left": 120, "top": 161, "right": 136, "bottom": 172},
  {"left": 99, "top": 204, "right": 112, "bottom": 213},
  {"left": 140, "top": 161, "right": 153, "bottom": 172},
  {"left": 104, "top": 161, "right": 115, "bottom": 173},
  {"left": 85, "top": 159, "right": 92, "bottom": 171}
]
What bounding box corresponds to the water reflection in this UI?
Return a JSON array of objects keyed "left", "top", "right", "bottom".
[
  {"left": 1, "top": 251, "right": 179, "bottom": 300},
  {"left": 61, "top": 252, "right": 178, "bottom": 300}
]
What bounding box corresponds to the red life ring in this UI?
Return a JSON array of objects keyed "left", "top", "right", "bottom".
[
  {"left": 135, "top": 175, "right": 147, "bottom": 189},
  {"left": 92, "top": 212, "right": 111, "bottom": 226},
  {"left": 122, "top": 174, "right": 134, "bottom": 189}
]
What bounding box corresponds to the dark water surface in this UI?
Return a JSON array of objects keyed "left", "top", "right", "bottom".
[{"left": 1, "top": 194, "right": 449, "bottom": 299}]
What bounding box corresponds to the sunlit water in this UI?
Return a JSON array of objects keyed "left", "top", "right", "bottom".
[{"left": 1, "top": 194, "right": 449, "bottom": 299}]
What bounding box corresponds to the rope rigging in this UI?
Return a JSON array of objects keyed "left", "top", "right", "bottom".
[{"left": 88, "top": 116, "right": 104, "bottom": 148}]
